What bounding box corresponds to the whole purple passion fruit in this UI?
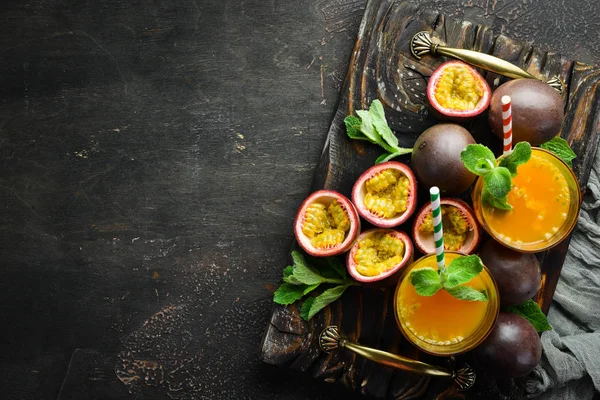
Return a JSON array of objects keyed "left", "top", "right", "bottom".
[
  {"left": 489, "top": 79, "right": 564, "bottom": 146},
  {"left": 411, "top": 124, "right": 477, "bottom": 195},
  {"left": 475, "top": 312, "right": 542, "bottom": 378}
]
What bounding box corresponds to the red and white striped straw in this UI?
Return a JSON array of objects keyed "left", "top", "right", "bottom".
[{"left": 502, "top": 95, "right": 513, "bottom": 156}]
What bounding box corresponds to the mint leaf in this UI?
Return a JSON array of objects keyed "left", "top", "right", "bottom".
[
  {"left": 274, "top": 283, "right": 307, "bottom": 305},
  {"left": 356, "top": 110, "right": 382, "bottom": 145},
  {"left": 541, "top": 136, "right": 576, "bottom": 168},
  {"left": 499, "top": 142, "right": 532, "bottom": 176},
  {"left": 344, "top": 115, "right": 372, "bottom": 142},
  {"left": 303, "top": 283, "right": 320, "bottom": 296},
  {"left": 443, "top": 254, "right": 484, "bottom": 289},
  {"left": 369, "top": 99, "right": 399, "bottom": 149},
  {"left": 482, "top": 189, "right": 512, "bottom": 211},
  {"left": 461, "top": 144, "right": 496, "bottom": 176},
  {"left": 299, "top": 297, "right": 315, "bottom": 320},
  {"left": 326, "top": 257, "right": 347, "bottom": 279},
  {"left": 291, "top": 251, "right": 327, "bottom": 285},
  {"left": 410, "top": 268, "right": 443, "bottom": 296},
  {"left": 283, "top": 266, "right": 293, "bottom": 278},
  {"left": 301, "top": 285, "right": 347, "bottom": 320},
  {"left": 506, "top": 299, "right": 552, "bottom": 332},
  {"left": 483, "top": 166, "right": 512, "bottom": 198},
  {"left": 445, "top": 286, "right": 488, "bottom": 302}
]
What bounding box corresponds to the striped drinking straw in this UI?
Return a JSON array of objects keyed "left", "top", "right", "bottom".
[
  {"left": 502, "top": 95, "right": 513, "bottom": 156},
  {"left": 430, "top": 186, "right": 445, "bottom": 270}
]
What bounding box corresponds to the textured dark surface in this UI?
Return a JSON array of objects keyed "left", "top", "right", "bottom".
[{"left": 0, "top": 0, "right": 598, "bottom": 399}]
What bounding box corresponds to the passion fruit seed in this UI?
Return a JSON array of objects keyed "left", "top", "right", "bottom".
[
  {"left": 354, "top": 232, "right": 405, "bottom": 277},
  {"left": 420, "top": 205, "right": 469, "bottom": 251},
  {"left": 364, "top": 169, "right": 410, "bottom": 219},
  {"left": 301, "top": 200, "right": 350, "bottom": 249},
  {"left": 434, "top": 65, "right": 484, "bottom": 111}
]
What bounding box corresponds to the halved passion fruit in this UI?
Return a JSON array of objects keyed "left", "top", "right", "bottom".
[
  {"left": 346, "top": 229, "right": 413, "bottom": 287},
  {"left": 427, "top": 61, "right": 491, "bottom": 120},
  {"left": 412, "top": 198, "right": 481, "bottom": 255},
  {"left": 352, "top": 162, "right": 417, "bottom": 228},
  {"left": 294, "top": 190, "right": 360, "bottom": 257}
]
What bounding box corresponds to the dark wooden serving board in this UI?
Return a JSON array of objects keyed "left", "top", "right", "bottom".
[{"left": 259, "top": 0, "right": 600, "bottom": 398}]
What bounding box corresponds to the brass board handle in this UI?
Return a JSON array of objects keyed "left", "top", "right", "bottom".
[
  {"left": 410, "top": 31, "right": 564, "bottom": 95},
  {"left": 319, "top": 326, "right": 476, "bottom": 391}
]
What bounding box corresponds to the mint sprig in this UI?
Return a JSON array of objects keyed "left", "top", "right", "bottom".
[
  {"left": 273, "top": 251, "right": 358, "bottom": 320},
  {"left": 506, "top": 299, "right": 552, "bottom": 332},
  {"left": 541, "top": 136, "right": 576, "bottom": 168},
  {"left": 409, "top": 254, "right": 488, "bottom": 302},
  {"left": 461, "top": 142, "right": 532, "bottom": 210},
  {"left": 344, "top": 100, "right": 413, "bottom": 163}
]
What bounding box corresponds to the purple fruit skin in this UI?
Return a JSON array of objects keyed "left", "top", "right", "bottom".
[
  {"left": 478, "top": 240, "right": 541, "bottom": 307},
  {"left": 489, "top": 79, "right": 564, "bottom": 146},
  {"left": 411, "top": 124, "right": 476, "bottom": 195},
  {"left": 475, "top": 312, "right": 542, "bottom": 378}
]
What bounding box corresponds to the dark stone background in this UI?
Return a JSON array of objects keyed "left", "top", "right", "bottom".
[{"left": 1, "top": 0, "right": 598, "bottom": 398}]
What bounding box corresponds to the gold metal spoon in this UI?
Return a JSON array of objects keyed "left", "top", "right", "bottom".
[
  {"left": 319, "top": 326, "right": 476, "bottom": 391},
  {"left": 410, "top": 31, "right": 564, "bottom": 95}
]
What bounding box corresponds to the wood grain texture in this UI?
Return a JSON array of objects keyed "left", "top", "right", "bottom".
[{"left": 259, "top": 0, "right": 600, "bottom": 399}]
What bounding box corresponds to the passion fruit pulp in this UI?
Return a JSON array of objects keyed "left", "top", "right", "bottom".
[
  {"left": 352, "top": 161, "right": 418, "bottom": 228},
  {"left": 412, "top": 199, "right": 481, "bottom": 255},
  {"left": 346, "top": 229, "right": 413, "bottom": 287},
  {"left": 294, "top": 190, "right": 360, "bottom": 257},
  {"left": 427, "top": 61, "right": 491, "bottom": 120}
]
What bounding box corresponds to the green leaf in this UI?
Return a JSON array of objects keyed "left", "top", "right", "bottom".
[
  {"left": 409, "top": 268, "right": 443, "bottom": 296},
  {"left": 369, "top": 99, "right": 399, "bottom": 149},
  {"left": 303, "top": 283, "right": 320, "bottom": 296},
  {"left": 291, "top": 251, "right": 327, "bottom": 285},
  {"left": 299, "top": 297, "right": 315, "bottom": 320},
  {"left": 541, "top": 136, "right": 576, "bottom": 168},
  {"left": 355, "top": 110, "right": 380, "bottom": 143},
  {"left": 443, "top": 255, "right": 484, "bottom": 289},
  {"left": 483, "top": 166, "right": 512, "bottom": 198},
  {"left": 301, "top": 285, "right": 347, "bottom": 320},
  {"left": 445, "top": 286, "right": 488, "bottom": 302},
  {"left": 326, "top": 257, "right": 347, "bottom": 279},
  {"left": 344, "top": 115, "right": 373, "bottom": 142},
  {"left": 498, "top": 142, "right": 532, "bottom": 176},
  {"left": 283, "top": 266, "right": 293, "bottom": 278},
  {"left": 482, "top": 189, "right": 513, "bottom": 211},
  {"left": 461, "top": 144, "right": 496, "bottom": 176},
  {"left": 274, "top": 283, "right": 307, "bottom": 305},
  {"left": 506, "top": 299, "right": 552, "bottom": 332}
]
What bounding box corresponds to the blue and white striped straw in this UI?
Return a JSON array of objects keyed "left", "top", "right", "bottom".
[{"left": 430, "top": 186, "right": 445, "bottom": 269}]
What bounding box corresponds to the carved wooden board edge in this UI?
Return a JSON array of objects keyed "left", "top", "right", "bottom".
[{"left": 260, "top": 0, "right": 600, "bottom": 398}]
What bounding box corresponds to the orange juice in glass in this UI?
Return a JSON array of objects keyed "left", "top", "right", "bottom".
[
  {"left": 472, "top": 148, "right": 581, "bottom": 253},
  {"left": 394, "top": 252, "right": 500, "bottom": 356}
]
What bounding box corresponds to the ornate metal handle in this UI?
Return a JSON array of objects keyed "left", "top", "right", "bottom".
[
  {"left": 319, "top": 326, "right": 476, "bottom": 391},
  {"left": 410, "top": 31, "right": 564, "bottom": 95}
]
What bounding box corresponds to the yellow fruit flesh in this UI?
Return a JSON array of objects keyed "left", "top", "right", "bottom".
[
  {"left": 364, "top": 169, "right": 410, "bottom": 219},
  {"left": 302, "top": 201, "right": 350, "bottom": 249},
  {"left": 420, "top": 205, "right": 469, "bottom": 251},
  {"left": 354, "top": 232, "right": 405, "bottom": 277},
  {"left": 434, "top": 65, "right": 483, "bottom": 111}
]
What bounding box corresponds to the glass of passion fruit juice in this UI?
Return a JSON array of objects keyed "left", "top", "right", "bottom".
[
  {"left": 472, "top": 147, "right": 581, "bottom": 253},
  {"left": 394, "top": 252, "right": 500, "bottom": 356}
]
